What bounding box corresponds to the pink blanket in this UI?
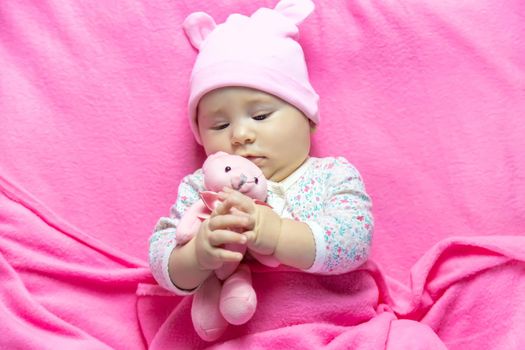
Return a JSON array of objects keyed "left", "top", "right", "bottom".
[{"left": 1, "top": 0, "right": 524, "bottom": 348}]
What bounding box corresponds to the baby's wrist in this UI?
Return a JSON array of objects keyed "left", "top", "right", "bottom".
[
  {"left": 254, "top": 205, "right": 282, "bottom": 255},
  {"left": 168, "top": 238, "right": 212, "bottom": 291},
  {"left": 190, "top": 236, "right": 214, "bottom": 272},
  {"left": 273, "top": 219, "right": 316, "bottom": 270}
]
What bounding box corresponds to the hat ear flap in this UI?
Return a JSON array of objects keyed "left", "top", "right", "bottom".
[
  {"left": 183, "top": 12, "right": 217, "bottom": 50},
  {"left": 274, "top": 0, "right": 314, "bottom": 25}
]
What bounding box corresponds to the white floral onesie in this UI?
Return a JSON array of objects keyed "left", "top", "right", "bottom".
[{"left": 149, "top": 156, "right": 374, "bottom": 294}]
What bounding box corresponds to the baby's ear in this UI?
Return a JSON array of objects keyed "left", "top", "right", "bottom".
[
  {"left": 183, "top": 12, "right": 217, "bottom": 50},
  {"left": 309, "top": 120, "right": 317, "bottom": 133},
  {"left": 274, "top": 0, "right": 314, "bottom": 26}
]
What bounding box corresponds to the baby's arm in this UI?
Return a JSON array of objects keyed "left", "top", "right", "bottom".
[
  {"left": 149, "top": 175, "right": 203, "bottom": 294},
  {"left": 302, "top": 157, "right": 373, "bottom": 274}
]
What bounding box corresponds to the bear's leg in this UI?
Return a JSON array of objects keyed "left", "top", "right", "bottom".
[
  {"left": 191, "top": 275, "right": 228, "bottom": 341},
  {"left": 219, "top": 263, "right": 257, "bottom": 325}
]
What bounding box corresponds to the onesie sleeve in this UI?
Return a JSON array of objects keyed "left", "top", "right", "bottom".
[
  {"left": 148, "top": 171, "right": 203, "bottom": 295},
  {"left": 304, "top": 157, "right": 374, "bottom": 274}
]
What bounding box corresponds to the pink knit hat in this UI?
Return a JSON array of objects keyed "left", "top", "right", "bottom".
[{"left": 183, "top": 0, "right": 319, "bottom": 144}]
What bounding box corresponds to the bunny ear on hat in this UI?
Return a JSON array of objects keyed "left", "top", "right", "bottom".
[
  {"left": 274, "top": 0, "right": 315, "bottom": 25},
  {"left": 182, "top": 12, "right": 216, "bottom": 50},
  {"left": 183, "top": 1, "right": 313, "bottom": 50}
]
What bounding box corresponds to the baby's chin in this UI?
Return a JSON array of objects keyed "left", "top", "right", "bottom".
[{"left": 264, "top": 167, "right": 289, "bottom": 183}]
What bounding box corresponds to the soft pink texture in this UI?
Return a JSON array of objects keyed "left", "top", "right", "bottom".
[{"left": 1, "top": 0, "right": 524, "bottom": 349}]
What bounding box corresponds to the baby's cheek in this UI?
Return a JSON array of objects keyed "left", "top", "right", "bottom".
[{"left": 200, "top": 136, "right": 232, "bottom": 155}]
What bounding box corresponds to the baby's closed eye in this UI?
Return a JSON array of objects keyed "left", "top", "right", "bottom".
[
  {"left": 211, "top": 123, "right": 229, "bottom": 130},
  {"left": 252, "top": 112, "right": 272, "bottom": 121}
]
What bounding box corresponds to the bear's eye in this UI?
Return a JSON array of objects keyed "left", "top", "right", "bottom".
[
  {"left": 254, "top": 177, "right": 259, "bottom": 184},
  {"left": 225, "top": 166, "right": 231, "bottom": 173}
]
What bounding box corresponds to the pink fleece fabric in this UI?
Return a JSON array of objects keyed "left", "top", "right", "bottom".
[{"left": 1, "top": 1, "right": 524, "bottom": 349}]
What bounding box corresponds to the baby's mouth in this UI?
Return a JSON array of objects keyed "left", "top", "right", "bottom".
[{"left": 245, "top": 156, "right": 266, "bottom": 166}]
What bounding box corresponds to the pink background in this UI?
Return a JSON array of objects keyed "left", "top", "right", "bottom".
[{"left": 1, "top": 0, "right": 524, "bottom": 285}]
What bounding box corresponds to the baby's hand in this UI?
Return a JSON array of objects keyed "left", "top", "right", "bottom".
[
  {"left": 194, "top": 208, "right": 251, "bottom": 271},
  {"left": 218, "top": 188, "right": 282, "bottom": 257}
]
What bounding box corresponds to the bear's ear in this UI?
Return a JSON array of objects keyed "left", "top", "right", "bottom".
[
  {"left": 203, "top": 151, "right": 229, "bottom": 177},
  {"left": 207, "top": 151, "right": 228, "bottom": 161},
  {"left": 183, "top": 12, "right": 217, "bottom": 50},
  {"left": 274, "top": 0, "right": 314, "bottom": 26},
  {"left": 200, "top": 191, "right": 222, "bottom": 211}
]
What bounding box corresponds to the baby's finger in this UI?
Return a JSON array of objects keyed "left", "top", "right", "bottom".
[
  {"left": 230, "top": 208, "right": 255, "bottom": 229},
  {"left": 212, "top": 248, "right": 244, "bottom": 263},
  {"left": 243, "top": 230, "right": 256, "bottom": 246},
  {"left": 230, "top": 207, "right": 250, "bottom": 217},
  {"left": 212, "top": 201, "right": 229, "bottom": 216},
  {"left": 221, "top": 194, "right": 255, "bottom": 214},
  {"left": 208, "top": 214, "right": 252, "bottom": 231},
  {"left": 208, "top": 229, "right": 247, "bottom": 247},
  {"left": 212, "top": 193, "right": 245, "bottom": 215},
  {"left": 218, "top": 189, "right": 233, "bottom": 201},
  {"left": 221, "top": 186, "right": 233, "bottom": 193},
  {"left": 213, "top": 196, "right": 235, "bottom": 215}
]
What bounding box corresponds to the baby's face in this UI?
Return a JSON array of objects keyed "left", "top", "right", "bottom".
[{"left": 197, "top": 87, "right": 312, "bottom": 182}]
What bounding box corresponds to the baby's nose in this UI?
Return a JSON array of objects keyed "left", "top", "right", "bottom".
[{"left": 231, "top": 123, "right": 255, "bottom": 145}]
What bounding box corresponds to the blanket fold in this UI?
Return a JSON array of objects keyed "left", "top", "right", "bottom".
[
  {"left": 0, "top": 175, "right": 154, "bottom": 350},
  {"left": 399, "top": 236, "right": 525, "bottom": 349}
]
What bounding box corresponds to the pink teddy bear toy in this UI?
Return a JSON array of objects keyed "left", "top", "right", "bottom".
[{"left": 177, "top": 151, "right": 272, "bottom": 341}]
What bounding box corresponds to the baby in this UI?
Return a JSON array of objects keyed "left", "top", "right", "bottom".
[{"left": 149, "top": 0, "right": 373, "bottom": 341}]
